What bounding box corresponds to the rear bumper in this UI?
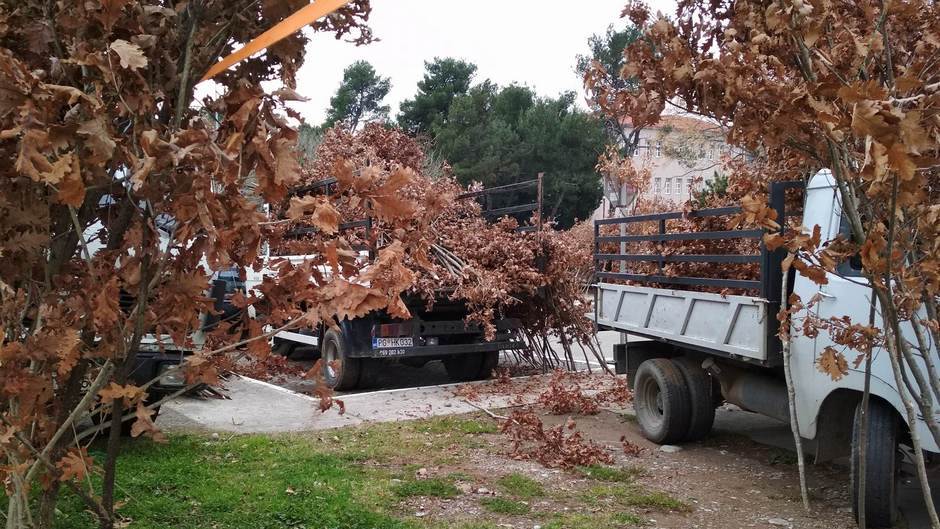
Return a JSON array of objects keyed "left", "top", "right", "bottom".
[{"left": 353, "top": 340, "right": 525, "bottom": 359}]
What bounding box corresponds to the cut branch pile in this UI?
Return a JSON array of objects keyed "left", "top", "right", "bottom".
[
  {"left": 594, "top": 150, "right": 803, "bottom": 296},
  {"left": 272, "top": 124, "right": 605, "bottom": 371}
]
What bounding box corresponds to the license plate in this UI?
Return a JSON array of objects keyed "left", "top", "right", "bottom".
[{"left": 372, "top": 337, "right": 414, "bottom": 349}]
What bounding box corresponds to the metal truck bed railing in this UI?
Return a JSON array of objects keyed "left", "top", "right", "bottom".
[
  {"left": 592, "top": 181, "right": 802, "bottom": 366},
  {"left": 457, "top": 176, "right": 543, "bottom": 232}
]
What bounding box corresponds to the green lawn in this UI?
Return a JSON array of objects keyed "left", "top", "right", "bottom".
[
  {"left": 55, "top": 435, "right": 411, "bottom": 529},
  {"left": 47, "top": 414, "right": 683, "bottom": 529}
]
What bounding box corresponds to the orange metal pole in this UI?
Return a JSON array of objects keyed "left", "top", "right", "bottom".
[{"left": 200, "top": 0, "right": 352, "bottom": 82}]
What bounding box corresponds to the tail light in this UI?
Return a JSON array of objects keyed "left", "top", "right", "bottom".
[{"left": 372, "top": 322, "right": 413, "bottom": 338}]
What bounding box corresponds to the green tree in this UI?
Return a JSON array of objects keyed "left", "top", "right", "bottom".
[
  {"left": 694, "top": 171, "right": 728, "bottom": 208},
  {"left": 432, "top": 85, "right": 606, "bottom": 228},
  {"left": 397, "top": 57, "right": 477, "bottom": 135},
  {"left": 575, "top": 25, "right": 642, "bottom": 151},
  {"left": 323, "top": 60, "right": 391, "bottom": 131}
]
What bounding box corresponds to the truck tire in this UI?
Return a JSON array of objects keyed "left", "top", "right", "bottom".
[
  {"left": 851, "top": 399, "right": 900, "bottom": 528},
  {"left": 444, "top": 352, "right": 497, "bottom": 382},
  {"left": 634, "top": 358, "right": 692, "bottom": 445},
  {"left": 674, "top": 358, "right": 715, "bottom": 442},
  {"left": 321, "top": 329, "right": 360, "bottom": 391}
]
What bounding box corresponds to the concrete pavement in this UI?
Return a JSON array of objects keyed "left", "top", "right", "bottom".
[{"left": 157, "top": 375, "right": 535, "bottom": 434}]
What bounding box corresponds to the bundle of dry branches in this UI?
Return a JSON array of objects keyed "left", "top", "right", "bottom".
[{"left": 273, "top": 124, "right": 605, "bottom": 371}]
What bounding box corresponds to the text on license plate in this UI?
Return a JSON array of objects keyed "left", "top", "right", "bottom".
[{"left": 373, "top": 337, "right": 414, "bottom": 349}]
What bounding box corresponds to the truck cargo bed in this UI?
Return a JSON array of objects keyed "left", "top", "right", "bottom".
[
  {"left": 592, "top": 183, "right": 802, "bottom": 368},
  {"left": 595, "top": 283, "right": 779, "bottom": 365}
]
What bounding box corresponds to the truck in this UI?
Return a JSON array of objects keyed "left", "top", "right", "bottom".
[
  {"left": 592, "top": 170, "right": 939, "bottom": 528},
  {"left": 251, "top": 178, "right": 544, "bottom": 390}
]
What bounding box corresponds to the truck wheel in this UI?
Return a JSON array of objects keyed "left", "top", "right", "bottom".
[
  {"left": 674, "top": 358, "right": 715, "bottom": 442},
  {"left": 634, "top": 358, "right": 692, "bottom": 445},
  {"left": 851, "top": 399, "right": 900, "bottom": 528},
  {"left": 444, "top": 352, "right": 495, "bottom": 382},
  {"left": 321, "top": 329, "right": 360, "bottom": 391}
]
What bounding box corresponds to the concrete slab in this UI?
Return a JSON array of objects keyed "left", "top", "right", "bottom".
[{"left": 157, "top": 375, "right": 534, "bottom": 434}]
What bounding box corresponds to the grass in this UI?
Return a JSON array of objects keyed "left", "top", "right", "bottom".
[
  {"left": 496, "top": 473, "right": 544, "bottom": 499},
  {"left": 44, "top": 412, "right": 687, "bottom": 529},
  {"left": 576, "top": 464, "right": 644, "bottom": 483},
  {"left": 54, "top": 435, "right": 409, "bottom": 529},
  {"left": 612, "top": 513, "right": 648, "bottom": 526},
  {"left": 624, "top": 490, "right": 689, "bottom": 511},
  {"left": 322, "top": 414, "right": 499, "bottom": 463},
  {"left": 543, "top": 512, "right": 647, "bottom": 529},
  {"left": 419, "top": 416, "right": 499, "bottom": 435},
  {"left": 480, "top": 497, "right": 530, "bottom": 515},
  {"left": 446, "top": 523, "right": 500, "bottom": 529},
  {"left": 392, "top": 478, "right": 460, "bottom": 499},
  {"left": 582, "top": 484, "right": 689, "bottom": 512}
]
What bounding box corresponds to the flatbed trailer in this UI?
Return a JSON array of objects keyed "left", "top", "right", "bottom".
[{"left": 592, "top": 172, "right": 939, "bottom": 528}]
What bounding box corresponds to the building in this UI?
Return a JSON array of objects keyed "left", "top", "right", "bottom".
[{"left": 594, "top": 114, "right": 730, "bottom": 220}]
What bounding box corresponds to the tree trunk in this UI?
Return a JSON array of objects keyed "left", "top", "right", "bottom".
[{"left": 780, "top": 255, "right": 811, "bottom": 511}]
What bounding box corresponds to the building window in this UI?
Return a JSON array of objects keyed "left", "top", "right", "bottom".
[
  {"left": 656, "top": 141, "right": 663, "bottom": 158},
  {"left": 653, "top": 178, "right": 661, "bottom": 194},
  {"left": 686, "top": 178, "right": 693, "bottom": 194},
  {"left": 664, "top": 178, "right": 672, "bottom": 194}
]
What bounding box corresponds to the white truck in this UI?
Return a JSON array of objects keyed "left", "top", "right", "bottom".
[{"left": 592, "top": 170, "right": 939, "bottom": 527}]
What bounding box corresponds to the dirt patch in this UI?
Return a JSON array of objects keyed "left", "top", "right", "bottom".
[
  {"left": 322, "top": 398, "right": 855, "bottom": 529},
  {"left": 551, "top": 410, "right": 854, "bottom": 529}
]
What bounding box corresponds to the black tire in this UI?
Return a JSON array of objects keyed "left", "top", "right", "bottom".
[
  {"left": 321, "top": 329, "right": 360, "bottom": 391},
  {"left": 444, "top": 352, "right": 496, "bottom": 382},
  {"left": 273, "top": 338, "right": 297, "bottom": 358},
  {"left": 851, "top": 398, "right": 900, "bottom": 528},
  {"left": 633, "top": 358, "right": 692, "bottom": 445},
  {"left": 673, "top": 358, "right": 716, "bottom": 442}
]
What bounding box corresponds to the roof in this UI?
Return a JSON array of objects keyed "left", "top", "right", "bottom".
[{"left": 619, "top": 114, "right": 721, "bottom": 133}]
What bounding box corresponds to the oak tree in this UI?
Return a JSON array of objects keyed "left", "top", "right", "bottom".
[
  {"left": 0, "top": 1, "right": 378, "bottom": 527},
  {"left": 586, "top": 1, "right": 940, "bottom": 524}
]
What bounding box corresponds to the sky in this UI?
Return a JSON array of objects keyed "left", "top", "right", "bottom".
[{"left": 288, "top": 0, "right": 677, "bottom": 125}]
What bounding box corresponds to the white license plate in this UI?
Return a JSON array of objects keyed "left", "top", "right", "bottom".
[{"left": 373, "top": 337, "right": 414, "bottom": 349}]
